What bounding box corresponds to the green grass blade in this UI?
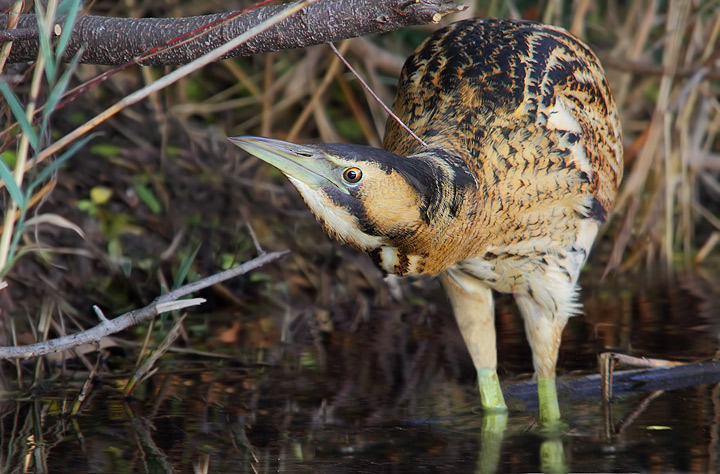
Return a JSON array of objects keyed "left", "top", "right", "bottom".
[
  {"left": 27, "top": 134, "right": 95, "bottom": 194},
  {"left": 35, "top": 4, "right": 57, "bottom": 82},
  {"left": 42, "top": 46, "right": 85, "bottom": 130},
  {"left": 0, "top": 84, "right": 39, "bottom": 150},
  {"left": 134, "top": 182, "right": 163, "bottom": 215},
  {"left": 55, "top": 0, "right": 82, "bottom": 61},
  {"left": 174, "top": 243, "right": 201, "bottom": 290},
  {"left": 0, "top": 159, "right": 25, "bottom": 208},
  {"left": 3, "top": 204, "right": 29, "bottom": 275}
]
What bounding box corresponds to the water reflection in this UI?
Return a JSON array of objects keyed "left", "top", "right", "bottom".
[
  {"left": 4, "top": 379, "right": 719, "bottom": 472},
  {"left": 1, "top": 372, "right": 719, "bottom": 472},
  {"left": 1, "top": 271, "right": 718, "bottom": 472}
]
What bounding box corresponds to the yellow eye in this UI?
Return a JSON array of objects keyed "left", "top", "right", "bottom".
[{"left": 343, "top": 167, "right": 362, "bottom": 184}]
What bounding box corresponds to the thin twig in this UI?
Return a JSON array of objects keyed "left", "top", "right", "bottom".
[
  {"left": 615, "top": 390, "right": 665, "bottom": 434},
  {"left": 245, "top": 222, "right": 264, "bottom": 255},
  {"left": 0, "top": 250, "right": 290, "bottom": 359},
  {"left": 328, "top": 42, "right": 428, "bottom": 149},
  {"left": 606, "top": 352, "right": 684, "bottom": 368}
]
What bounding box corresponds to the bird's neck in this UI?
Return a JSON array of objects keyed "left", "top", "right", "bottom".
[{"left": 373, "top": 146, "right": 487, "bottom": 276}]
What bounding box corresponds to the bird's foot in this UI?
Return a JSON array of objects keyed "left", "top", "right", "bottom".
[
  {"left": 477, "top": 368, "right": 508, "bottom": 413},
  {"left": 537, "top": 376, "right": 568, "bottom": 433}
]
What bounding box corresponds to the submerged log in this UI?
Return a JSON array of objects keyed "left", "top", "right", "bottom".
[{"left": 503, "top": 360, "right": 720, "bottom": 409}]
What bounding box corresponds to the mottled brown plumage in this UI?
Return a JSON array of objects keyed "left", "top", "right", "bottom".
[
  {"left": 230, "top": 17, "right": 623, "bottom": 426},
  {"left": 381, "top": 19, "right": 621, "bottom": 279}
]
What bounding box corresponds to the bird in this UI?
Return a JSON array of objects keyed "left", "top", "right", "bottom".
[{"left": 229, "top": 18, "right": 623, "bottom": 426}]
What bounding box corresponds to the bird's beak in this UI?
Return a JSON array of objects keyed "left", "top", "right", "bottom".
[{"left": 229, "top": 136, "right": 342, "bottom": 192}]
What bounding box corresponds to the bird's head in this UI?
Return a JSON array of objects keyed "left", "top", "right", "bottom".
[{"left": 229, "top": 136, "right": 472, "bottom": 275}]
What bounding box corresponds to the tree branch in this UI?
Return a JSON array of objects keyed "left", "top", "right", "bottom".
[
  {"left": 1, "top": 0, "right": 464, "bottom": 66},
  {"left": 0, "top": 250, "right": 290, "bottom": 359}
]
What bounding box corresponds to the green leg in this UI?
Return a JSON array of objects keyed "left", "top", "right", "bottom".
[
  {"left": 538, "top": 377, "right": 568, "bottom": 472},
  {"left": 440, "top": 271, "right": 508, "bottom": 413},
  {"left": 515, "top": 295, "right": 569, "bottom": 428},
  {"left": 537, "top": 376, "right": 561, "bottom": 426},
  {"left": 478, "top": 368, "right": 507, "bottom": 412}
]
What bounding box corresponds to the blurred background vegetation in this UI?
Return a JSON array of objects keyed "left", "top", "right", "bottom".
[{"left": 0, "top": 0, "right": 718, "bottom": 391}]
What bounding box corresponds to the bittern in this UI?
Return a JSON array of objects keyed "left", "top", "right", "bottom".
[{"left": 230, "top": 18, "right": 622, "bottom": 426}]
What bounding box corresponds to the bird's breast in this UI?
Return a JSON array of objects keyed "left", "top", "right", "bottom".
[{"left": 369, "top": 246, "right": 428, "bottom": 276}]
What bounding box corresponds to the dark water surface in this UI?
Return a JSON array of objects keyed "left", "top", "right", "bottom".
[{"left": 2, "top": 272, "right": 719, "bottom": 473}]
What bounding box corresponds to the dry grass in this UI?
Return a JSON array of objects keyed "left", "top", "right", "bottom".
[
  {"left": 598, "top": 0, "right": 720, "bottom": 274},
  {"left": 1, "top": 4, "right": 719, "bottom": 471},
  {"left": 0, "top": 0, "right": 718, "bottom": 400}
]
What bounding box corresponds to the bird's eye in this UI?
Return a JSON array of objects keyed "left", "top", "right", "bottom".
[{"left": 342, "top": 167, "right": 363, "bottom": 184}]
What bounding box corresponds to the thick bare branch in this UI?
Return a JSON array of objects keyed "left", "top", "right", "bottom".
[{"left": 1, "top": 0, "right": 464, "bottom": 66}]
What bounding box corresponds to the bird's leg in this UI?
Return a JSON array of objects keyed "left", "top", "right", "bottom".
[
  {"left": 515, "top": 295, "right": 568, "bottom": 427},
  {"left": 440, "top": 271, "right": 506, "bottom": 412}
]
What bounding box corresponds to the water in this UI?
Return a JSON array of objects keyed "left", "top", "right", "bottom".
[
  {"left": 1, "top": 271, "right": 718, "bottom": 472},
  {"left": 4, "top": 380, "right": 717, "bottom": 472}
]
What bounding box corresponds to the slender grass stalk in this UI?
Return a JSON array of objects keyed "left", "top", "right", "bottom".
[
  {"left": 287, "top": 41, "right": 351, "bottom": 142},
  {"left": 0, "top": 10, "right": 50, "bottom": 277},
  {"left": 0, "top": 1, "right": 24, "bottom": 73},
  {"left": 0, "top": 0, "right": 83, "bottom": 280}
]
